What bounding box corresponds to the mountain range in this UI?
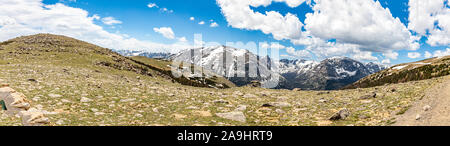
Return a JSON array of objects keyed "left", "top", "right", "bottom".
[{"left": 2, "top": 34, "right": 449, "bottom": 126}]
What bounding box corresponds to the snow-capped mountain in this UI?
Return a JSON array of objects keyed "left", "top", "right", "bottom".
[
  {"left": 279, "top": 57, "right": 386, "bottom": 90},
  {"left": 114, "top": 50, "right": 172, "bottom": 59},
  {"left": 169, "top": 46, "right": 386, "bottom": 90},
  {"left": 365, "top": 62, "right": 388, "bottom": 74},
  {"left": 171, "top": 46, "right": 283, "bottom": 88}
]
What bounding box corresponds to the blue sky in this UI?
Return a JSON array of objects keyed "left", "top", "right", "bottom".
[{"left": 1, "top": 0, "right": 449, "bottom": 65}]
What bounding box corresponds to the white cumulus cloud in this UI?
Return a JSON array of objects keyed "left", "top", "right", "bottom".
[
  {"left": 0, "top": 0, "right": 192, "bottom": 53},
  {"left": 160, "top": 8, "right": 173, "bottom": 13},
  {"left": 178, "top": 37, "right": 187, "bottom": 42},
  {"left": 286, "top": 47, "right": 312, "bottom": 59},
  {"left": 424, "top": 51, "right": 433, "bottom": 58},
  {"left": 210, "top": 22, "right": 219, "bottom": 27},
  {"left": 433, "top": 48, "right": 450, "bottom": 57},
  {"left": 217, "top": 0, "right": 420, "bottom": 62},
  {"left": 408, "top": 52, "right": 422, "bottom": 59},
  {"left": 303, "top": 0, "right": 419, "bottom": 52},
  {"left": 408, "top": 0, "right": 450, "bottom": 46},
  {"left": 383, "top": 51, "right": 399, "bottom": 60},
  {"left": 147, "top": 3, "right": 158, "bottom": 8},
  {"left": 217, "top": 0, "right": 304, "bottom": 41},
  {"left": 381, "top": 59, "right": 391, "bottom": 65},
  {"left": 153, "top": 27, "right": 175, "bottom": 39},
  {"left": 101, "top": 17, "right": 122, "bottom": 25}
]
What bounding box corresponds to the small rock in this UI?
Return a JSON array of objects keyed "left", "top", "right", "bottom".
[
  {"left": 262, "top": 102, "right": 291, "bottom": 108},
  {"left": 249, "top": 80, "right": 261, "bottom": 87},
  {"left": 235, "top": 105, "right": 247, "bottom": 112},
  {"left": 80, "top": 97, "right": 93, "bottom": 103},
  {"left": 53, "top": 109, "right": 64, "bottom": 114},
  {"left": 152, "top": 108, "right": 159, "bottom": 113},
  {"left": 56, "top": 119, "right": 65, "bottom": 125},
  {"left": 233, "top": 91, "right": 244, "bottom": 96},
  {"left": 275, "top": 109, "right": 285, "bottom": 114},
  {"left": 213, "top": 99, "right": 229, "bottom": 104},
  {"left": 135, "top": 113, "right": 143, "bottom": 118},
  {"left": 423, "top": 105, "right": 431, "bottom": 111},
  {"left": 260, "top": 91, "right": 271, "bottom": 97},
  {"left": 359, "top": 92, "right": 377, "bottom": 100},
  {"left": 27, "top": 79, "right": 37, "bottom": 82},
  {"left": 32, "top": 96, "right": 41, "bottom": 101},
  {"left": 90, "top": 108, "right": 99, "bottom": 112},
  {"left": 318, "top": 98, "right": 327, "bottom": 103},
  {"left": 94, "top": 112, "right": 105, "bottom": 116},
  {"left": 173, "top": 114, "right": 187, "bottom": 119},
  {"left": 216, "top": 111, "right": 246, "bottom": 123},
  {"left": 192, "top": 110, "right": 212, "bottom": 117},
  {"left": 415, "top": 114, "right": 421, "bottom": 120},
  {"left": 317, "top": 120, "right": 333, "bottom": 126},
  {"left": 329, "top": 109, "right": 350, "bottom": 121},
  {"left": 262, "top": 103, "right": 273, "bottom": 107},
  {"left": 317, "top": 91, "right": 330, "bottom": 95},
  {"left": 276, "top": 96, "right": 289, "bottom": 101},
  {"left": 292, "top": 88, "right": 302, "bottom": 91},
  {"left": 48, "top": 93, "right": 62, "bottom": 98},
  {"left": 1, "top": 83, "right": 9, "bottom": 87},
  {"left": 186, "top": 106, "right": 199, "bottom": 110},
  {"left": 61, "top": 99, "right": 71, "bottom": 103},
  {"left": 272, "top": 102, "right": 291, "bottom": 108},
  {"left": 119, "top": 98, "right": 136, "bottom": 103},
  {"left": 358, "top": 115, "right": 370, "bottom": 119},
  {"left": 360, "top": 100, "right": 373, "bottom": 104},
  {"left": 243, "top": 94, "right": 258, "bottom": 98}
]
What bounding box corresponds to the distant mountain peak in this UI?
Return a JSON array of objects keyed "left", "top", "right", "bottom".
[{"left": 170, "top": 46, "right": 387, "bottom": 90}]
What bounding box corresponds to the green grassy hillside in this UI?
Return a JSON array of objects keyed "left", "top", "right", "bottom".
[
  {"left": 130, "top": 56, "right": 235, "bottom": 88},
  {"left": 345, "top": 56, "right": 450, "bottom": 89}
]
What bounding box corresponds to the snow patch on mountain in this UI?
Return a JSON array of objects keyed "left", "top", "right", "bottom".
[
  {"left": 335, "top": 68, "right": 357, "bottom": 77},
  {"left": 393, "top": 65, "right": 408, "bottom": 70}
]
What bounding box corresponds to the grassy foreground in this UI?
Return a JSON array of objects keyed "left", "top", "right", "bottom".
[{"left": 0, "top": 34, "right": 445, "bottom": 126}]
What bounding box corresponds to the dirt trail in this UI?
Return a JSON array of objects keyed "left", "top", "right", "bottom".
[{"left": 394, "top": 76, "right": 450, "bottom": 126}]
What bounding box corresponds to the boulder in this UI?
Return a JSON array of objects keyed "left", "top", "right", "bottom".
[
  {"left": 0, "top": 81, "right": 49, "bottom": 126},
  {"left": 329, "top": 109, "right": 350, "bottom": 121},
  {"left": 0, "top": 87, "right": 31, "bottom": 116},
  {"left": 19, "top": 108, "right": 50, "bottom": 126}
]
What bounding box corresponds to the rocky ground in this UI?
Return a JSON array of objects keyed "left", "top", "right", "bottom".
[
  {"left": 1, "top": 34, "right": 447, "bottom": 126},
  {"left": 394, "top": 75, "right": 450, "bottom": 126},
  {"left": 0, "top": 58, "right": 445, "bottom": 126}
]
